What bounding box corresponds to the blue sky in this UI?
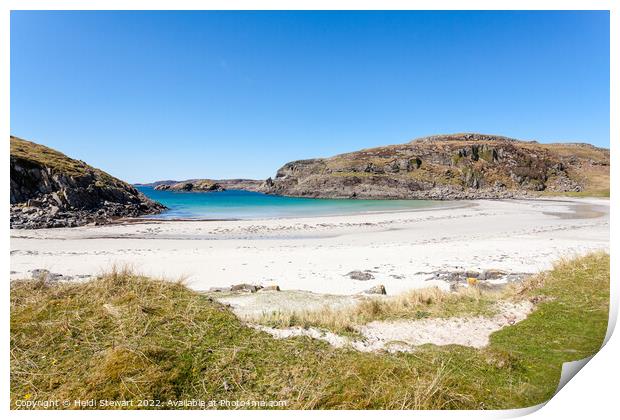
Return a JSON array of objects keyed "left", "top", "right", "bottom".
[{"left": 11, "top": 11, "right": 609, "bottom": 183}]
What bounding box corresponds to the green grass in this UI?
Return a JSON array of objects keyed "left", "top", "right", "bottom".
[
  {"left": 489, "top": 252, "right": 610, "bottom": 404},
  {"left": 10, "top": 136, "right": 124, "bottom": 188},
  {"left": 10, "top": 253, "right": 609, "bottom": 409},
  {"left": 538, "top": 189, "right": 610, "bottom": 198}
]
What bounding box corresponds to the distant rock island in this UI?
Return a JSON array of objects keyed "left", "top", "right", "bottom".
[
  {"left": 10, "top": 136, "right": 165, "bottom": 229},
  {"left": 261, "top": 133, "right": 610, "bottom": 199},
  {"left": 138, "top": 179, "right": 266, "bottom": 192},
  {"left": 154, "top": 180, "right": 226, "bottom": 192}
]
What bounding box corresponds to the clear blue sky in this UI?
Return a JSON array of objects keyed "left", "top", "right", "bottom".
[{"left": 11, "top": 11, "right": 609, "bottom": 183}]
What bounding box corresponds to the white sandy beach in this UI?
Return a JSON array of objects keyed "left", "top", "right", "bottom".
[{"left": 10, "top": 198, "right": 609, "bottom": 297}]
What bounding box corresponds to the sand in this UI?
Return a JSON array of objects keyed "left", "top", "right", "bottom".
[
  {"left": 254, "top": 300, "right": 536, "bottom": 352},
  {"left": 10, "top": 198, "right": 609, "bottom": 296},
  {"left": 10, "top": 197, "right": 609, "bottom": 350}
]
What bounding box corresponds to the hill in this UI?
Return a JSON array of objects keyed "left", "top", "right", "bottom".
[
  {"left": 10, "top": 136, "right": 165, "bottom": 228},
  {"left": 263, "top": 133, "right": 609, "bottom": 199}
]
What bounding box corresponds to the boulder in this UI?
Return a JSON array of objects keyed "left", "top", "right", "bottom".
[
  {"left": 363, "top": 284, "right": 386, "bottom": 295},
  {"left": 230, "top": 283, "right": 263, "bottom": 293},
  {"left": 346, "top": 270, "right": 374, "bottom": 281}
]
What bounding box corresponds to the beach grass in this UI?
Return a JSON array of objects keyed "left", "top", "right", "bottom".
[
  {"left": 255, "top": 286, "right": 500, "bottom": 336},
  {"left": 10, "top": 252, "right": 609, "bottom": 409}
]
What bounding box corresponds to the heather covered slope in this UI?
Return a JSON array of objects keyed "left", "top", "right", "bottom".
[
  {"left": 10, "top": 136, "right": 165, "bottom": 228},
  {"left": 264, "top": 133, "right": 609, "bottom": 199}
]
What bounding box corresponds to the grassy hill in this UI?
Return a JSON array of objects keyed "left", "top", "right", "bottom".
[
  {"left": 10, "top": 136, "right": 165, "bottom": 228},
  {"left": 11, "top": 136, "right": 119, "bottom": 184},
  {"left": 265, "top": 133, "right": 609, "bottom": 199}
]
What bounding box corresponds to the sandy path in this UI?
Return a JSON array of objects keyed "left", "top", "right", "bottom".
[
  {"left": 10, "top": 198, "right": 609, "bottom": 296},
  {"left": 254, "top": 300, "right": 535, "bottom": 352}
]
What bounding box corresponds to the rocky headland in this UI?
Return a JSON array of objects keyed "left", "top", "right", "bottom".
[
  {"left": 10, "top": 136, "right": 166, "bottom": 229},
  {"left": 261, "top": 133, "right": 610, "bottom": 199}
]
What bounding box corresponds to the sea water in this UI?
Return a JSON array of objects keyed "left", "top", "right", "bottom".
[{"left": 137, "top": 186, "right": 440, "bottom": 220}]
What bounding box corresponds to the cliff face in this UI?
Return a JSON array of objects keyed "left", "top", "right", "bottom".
[
  {"left": 263, "top": 133, "right": 609, "bottom": 199},
  {"left": 10, "top": 136, "right": 166, "bottom": 229}
]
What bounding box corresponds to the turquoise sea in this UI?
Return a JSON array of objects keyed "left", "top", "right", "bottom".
[{"left": 137, "top": 187, "right": 439, "bottom": 220}]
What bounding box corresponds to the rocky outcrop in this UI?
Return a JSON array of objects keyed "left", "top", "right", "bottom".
[
  {"left": 147, "top": 178, "right": 265, "bottom": 192},
  {"left": 10, "top": 136, "right": 166, "bottom": 229},
  {"left": 216, "top": 179, "right": 266, "bottom": 192},
  {"left": 262, "top": 133, "right": 609, "bottom": 199},
  {"left": 155, "top": 180, "right": 225, "bottom": 192}
]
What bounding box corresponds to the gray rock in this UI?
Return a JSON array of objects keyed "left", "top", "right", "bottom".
[
  {"left": 363, "top": 284, "right": 386, "bottom": 295},
  {"left": 230, "top": 283, "right": 262, "bottom": 293},
  {"left": 208, "top": 286, "right": 232, "bottom": 292},
  {"left": 346, "top": 270, "right": 374, "bottom": 281}
]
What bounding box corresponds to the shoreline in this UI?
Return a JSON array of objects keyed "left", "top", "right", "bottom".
[
  {"left": 10, "top": 197, "right": 609, "bottom": 298},
  {"left": 64, "top": 195, "right": 607, "bottom": 226},
  {"left": 129, "top": 197, "right": 472, "bottom": 223}
]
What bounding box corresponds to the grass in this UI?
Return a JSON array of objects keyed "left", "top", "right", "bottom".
[
  {"left": 11, "top": 253, "right": 609, "bottom": 409},
  {"left": 536, "top": 142, "right": 610, "bottom": 162},
  {"left": 10, "top": 136, "right": 124, "bottom": 188},
  {"left": 539, "top": 189, "right": 610, "bottom": 198},
  {"left": 11, "top": 136, "right": 90, "bottom": 178},
  {"left": 256, "top": 286, "right": 499, "bottom": 336}
]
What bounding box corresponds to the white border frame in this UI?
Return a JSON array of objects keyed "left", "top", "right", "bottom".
[{"left": 2, "top": 2, "right": 616, "bottom": 419}]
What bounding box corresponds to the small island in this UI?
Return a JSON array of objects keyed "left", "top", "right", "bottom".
[{"left": 154, "top": 179, "right": 226, "bottom": 192}]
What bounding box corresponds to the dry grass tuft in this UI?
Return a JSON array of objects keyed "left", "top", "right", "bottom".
[{"left": 256, "top": 286, "right": 499, "bottom": 335}]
